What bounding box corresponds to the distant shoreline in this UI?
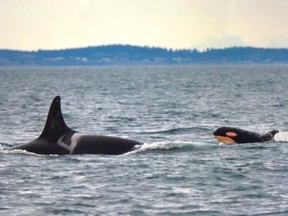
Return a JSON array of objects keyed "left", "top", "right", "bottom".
[{"left": 0, "top": 45, "right": 287, "bottom": 66}]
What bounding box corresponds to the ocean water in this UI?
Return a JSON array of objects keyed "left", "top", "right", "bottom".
[{"left": 1, "top": 65, "right": 288, "bottom": 215}]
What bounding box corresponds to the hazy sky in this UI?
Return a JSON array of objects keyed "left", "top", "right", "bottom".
[{"left": 0, "top": 0, "right": 288, "bottom": 50}]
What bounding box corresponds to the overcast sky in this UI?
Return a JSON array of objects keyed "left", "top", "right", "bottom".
[{"left": 0, "top": 0, "right": 288, "bottom": 50}]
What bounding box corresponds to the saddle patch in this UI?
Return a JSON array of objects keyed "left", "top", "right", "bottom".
[{"left": 57, "top": 133, "right": 84, "bottom": 154}]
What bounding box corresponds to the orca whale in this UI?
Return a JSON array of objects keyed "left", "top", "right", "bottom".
[
  {"left": 213, "top": 126, "right": 279, "bottom": 144},
  {"left": 11, "top": 96, "right": 142, "bottom": 155}
]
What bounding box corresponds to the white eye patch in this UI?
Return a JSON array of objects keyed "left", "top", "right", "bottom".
[{"left": 226, "top": 132, "right": 237, "bottom": 137}]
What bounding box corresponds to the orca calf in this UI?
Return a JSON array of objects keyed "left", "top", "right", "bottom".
[
  {"left": 213, "top": 126, "right": 279, "bottom": 144},
  {"left": 11, "top": 96, "right": 142, "bottom": 155}
]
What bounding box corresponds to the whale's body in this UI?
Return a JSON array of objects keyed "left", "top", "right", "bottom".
[
  {"left": 11, "top": 96, "right": 142, "bottom": 155},
  {"left": 213, "top": 126, "right": 279, "bottom": 144}
]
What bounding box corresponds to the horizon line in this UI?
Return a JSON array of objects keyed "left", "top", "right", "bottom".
[{"left": 0, "top": 43, "right": 288, "bottom": 52}]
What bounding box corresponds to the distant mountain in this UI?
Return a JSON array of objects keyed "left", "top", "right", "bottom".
[{"left": 0, "top": 45, "right": 287, "bottom": 66}]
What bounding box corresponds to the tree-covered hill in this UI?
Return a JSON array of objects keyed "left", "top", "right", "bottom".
[{"left": 0, "top": 45, "right": 287, "bottom": 66}]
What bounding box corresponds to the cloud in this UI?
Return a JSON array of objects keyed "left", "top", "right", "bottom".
[
  {"left": 196, "top": 35, "right": 248, "bottom": 50},
  {"left": 268, "top": 36, "right": 288, "bottom": 48}
]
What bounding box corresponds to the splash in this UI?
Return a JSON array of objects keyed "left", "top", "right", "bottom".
[
  {"left": 0, "top": 143, "right": 5, "bottom": 150},
  {"left": 274, "top": 131, "right": 288, "bottom": 142}
]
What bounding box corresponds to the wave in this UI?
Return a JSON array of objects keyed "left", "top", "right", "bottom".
[
  {"left": 127, "top": 141, "right": 215, "bottom": 155},
  {"left": 0, "top": 142, "right": 14, "bottom": 148},
  {"left": 139, "top": 127, "right": 211, "bottom": 135}
]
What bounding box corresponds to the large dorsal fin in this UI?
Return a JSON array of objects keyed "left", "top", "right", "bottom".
[{"left": 39, "top": 96, "right": 72, "bottom": 138}]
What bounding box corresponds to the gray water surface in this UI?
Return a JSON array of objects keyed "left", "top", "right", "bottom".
[{"left": 1, "top": 65, "right": 288, "bottom": 215}]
